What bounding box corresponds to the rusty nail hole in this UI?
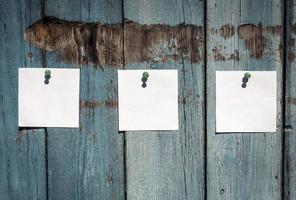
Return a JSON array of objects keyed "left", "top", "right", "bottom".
[{"left": 220, "top": 188, "right": 225, "bottom": 195}]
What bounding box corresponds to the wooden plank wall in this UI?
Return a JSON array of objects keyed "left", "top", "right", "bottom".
[{"left": 1, "top": 0, "right": 296, "bottom": 200}]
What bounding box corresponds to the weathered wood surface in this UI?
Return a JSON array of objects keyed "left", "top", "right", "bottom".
[
  {"left": 44, "top": 0, "right": 125, "bottom": 199},
  {"left": 206, "top": 0, "right": 283, "bottom": 200},
  {"left": 285, "top": 0, "right": 296, "bottom": 199},
  {"left": 0, "top": 0, "right": 47, "bottom": 199},
  {"left": 124, "top": 0, "right": 205, "bottom": 199},
  {"left": 24, "top": 17, "right": 202, "bottom": 67},
  {"left": 2, "top": 0, "right": 296, "bottom": 199}
]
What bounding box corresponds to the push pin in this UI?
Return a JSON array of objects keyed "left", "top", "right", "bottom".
[
  {"left": 142, "top": 71, "right": 149, "bottom": 88},
  {"left": 44, "top": 69, "right": 51, "bottom": 84},
  {"left": 241, "top": 72, "right": 251, "bottom": 88}
]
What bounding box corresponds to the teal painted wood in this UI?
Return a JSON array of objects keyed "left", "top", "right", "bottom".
[
  {"left": 206, "top": 0, "right": 283, "bottom": 199},
  {"left": 124, "top": 0, "right": 205, "bottom": 199},
  {"left": 44, "top": 0, "right": 125, "bottom": 199},
  {"left": 285, "top": 0, "right": 296, "bottom": 199},
  {"left": 0, "top": 0, "right": 46, "bottom": 199}
]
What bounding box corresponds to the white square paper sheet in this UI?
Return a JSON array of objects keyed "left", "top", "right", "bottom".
[
  {"left": 216, "top": 71, "right": 277, "bottom": 133},
  {"left": 18, "top": 68, "right": 80, "bottom": 127},
  {"left": 118, "top": 70, "right": 178, "bottom": 131}
]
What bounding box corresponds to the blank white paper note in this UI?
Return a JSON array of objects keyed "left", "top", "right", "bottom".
[
  {"left": 216, "top": 71, "right": 277, "bottom": 133},
  {"left": 18, "top": 68, "right": 80, "bottom": 127},
  {"left": 118, "top": 70, "right": 178, "bottom": 131}
]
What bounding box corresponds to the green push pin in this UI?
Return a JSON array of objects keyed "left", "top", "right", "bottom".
[
  {"left": 142, "top": 71, "right": 149, "bottom": 88},
  {"left": 143, "top": 71, "right": 149, "bottom": 79},
  {"left": 242, "top": 72, "right": 251, "bottom": 88},
  {"left": 44, "top": 69, "right": 51, "bottom": 84},
  {"left": 45, "top": 70, "right": 51, "bottom": 76},
  {"left": 244, "top": 72, "right": 251, "bottom": 79}
]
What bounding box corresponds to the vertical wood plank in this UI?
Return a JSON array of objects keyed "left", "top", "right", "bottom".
[
  {"left": 285, "top": 0, "right": 296, "bottom": 199},
  {"left": 0, "top": 0, "right": 46, "bottom": 199},
  {"left": 124, "top": 0, "right": 205, "bottom": 199},
  {"left": 206, "top": 0, "right": 283, "bottom": 199},
  {"left": 44, "top": 0, "right": 125, "bottom": 199}
]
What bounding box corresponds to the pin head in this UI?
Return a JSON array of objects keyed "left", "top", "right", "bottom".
[
  {"left": 45, "top": 70, "right": 51, "bottom": 76},
  {"left": 143, "top": 71, "right": 149, "bottom": 78},
  {"left": 244, "top": 72, "right": 251, "bottom": 79}
]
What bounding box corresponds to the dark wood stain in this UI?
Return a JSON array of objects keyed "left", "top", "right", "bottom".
[
  {"left": 266, "top": 25, "right": 282, "bottom": 35},
  {"left": 25, "top": 17, "right": 123, "bottom": 67},
  {"left": 219, "top": 24, "right": 235, "bottom": 39},
  {"left": 238, "top": 23, "right": 267, "bottom": 59},
  {"left": 228, "top": 50, "right": 240, "bottom": 61},
  {"left": 278, "top": 43, "right": 284, "bottom": 62},
  {"left": 80, "top": 100, "right": 118, "bottom": 109},
  {"left": 124, "top": 20, "right": 204, "bottom": 64},
  {"left": 25, "top": 18, "right": 285, "bottom": 64},
  {"left": 212, "top": 46, "right": 225, "bottom": 61},
  {"left": 290, "top": 23, "right": 296, "bottom": 33},
  {"left": 24, "top": 17, "right": 204, "bottom": 67},
  {"left": 287, "top": 38, "right": 296, "bottom": 62},
  {"left": 208, "top": 24, "right": 282, "bottom": 61},
  {"left": 288, "top": 52, "right": 295, "bottom": 62},
  {"left": 80, "top": 96, "right": 197, "bottom": 109},
  {"left": 287, "top": 97, "right": 296, "bottom": 105}
]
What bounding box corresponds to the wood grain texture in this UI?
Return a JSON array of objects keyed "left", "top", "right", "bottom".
[
  {"left": 24, "top": 17, "right": 203, "bottom": 67},
  {"left": 44, "top": 0, "right": 125, "bottom": 199},
  {"left": 0, "top": 0, "right": 46, "bottom": 199},
  {"left": 285, "top": 0, "right": 296, "bottom": 199},
  {"left": 124, "top": 0, "right": 205, "bottom": 199},
  {"left": 2, "top": 0, "right": 295, "bottom": 199},
  {"left": 206, "top": 0, "right": 283, "bottom": 199}
]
